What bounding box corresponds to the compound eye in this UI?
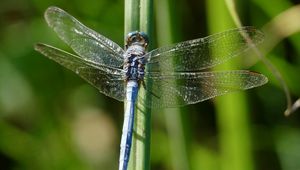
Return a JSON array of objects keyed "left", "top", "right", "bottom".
[
  {"left": 131, "top": 36, "right": 137, "bottom": 42},
  {"left": 139, "top": 32, "right": 149, "bottom": 43}
]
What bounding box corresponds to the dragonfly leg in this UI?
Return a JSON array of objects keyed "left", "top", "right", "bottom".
[{"left": 140, "top": 80, "right": 160, "bottom": 99}]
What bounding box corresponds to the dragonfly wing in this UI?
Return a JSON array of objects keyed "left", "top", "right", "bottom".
[
  {"left": 44, "top": 6, "right": 124, "bottom": 68},
  {"left": 138, "top": 70, "right": 268, "bottom": 108},
  {"left": 144, "top": 27, "right": 264, "bottom": 72},
  {"left": 35, "top": 43, "right": 125, "bottom": 101}
]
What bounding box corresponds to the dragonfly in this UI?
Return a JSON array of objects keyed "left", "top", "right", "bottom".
[{"left": 35, "top": 6, "right": 268, "bottom": 170}]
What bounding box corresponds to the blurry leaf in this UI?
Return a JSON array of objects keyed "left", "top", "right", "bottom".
[
  {"left": 0, "top": 121, "right": 41, "bottom": 168},
  {"left": 262, "top": 5, "right": 300, "bottom": 52},
  {"left": 0, "top": 54, "right": 34, "bottom": 116},
  {"left": 191, "top": 145, "right": 219, "bottom": 170},
  {"left": 71, "top": 109, "right": 117, "bottom": 169},
  {"left": 275, "top": 127, "right": 300, "bottom": 170},
  {"left": 252, "top": 0, "right": 292, "bottom": 17}
]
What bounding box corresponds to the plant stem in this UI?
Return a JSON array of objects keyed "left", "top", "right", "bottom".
[
  {"left": 139, "top": 0, "right": 152, "bottom": 34},
  {"left": 155, "top": 0, "right": 190, "bottom": 170},
  {"left": 124, "top": 0, "right": 153, "bottom": 169},
  {"left": 206, "top": 0, "right": 254, "bottom": 170},
  {"left": 124, "top": 0, "right": 140, "bottom": 34}
]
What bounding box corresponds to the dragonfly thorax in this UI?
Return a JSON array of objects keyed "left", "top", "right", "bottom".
[
  {"left": 124, "top": 31, "right": 148, "bottom": 84},
  {"left": 124, "top": 45, "right": 146, "bottom": 83}
]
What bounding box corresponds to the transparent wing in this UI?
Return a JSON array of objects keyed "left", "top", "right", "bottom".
[
  {"left": 144, "top": 27, "right": 264, "bottom": 72},
  {"left": 138, "top": 70, "right": 268, "bottom": 108},
  {"left": 35, "top": 43, "right": 125, "bottom": 101},
  {"left": 44, "top": 6, "right": 124, "bottom": 68}
]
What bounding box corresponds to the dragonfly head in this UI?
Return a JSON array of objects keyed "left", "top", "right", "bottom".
[{"left": 125, "top": 31, "right": 149, "bottom": 49}]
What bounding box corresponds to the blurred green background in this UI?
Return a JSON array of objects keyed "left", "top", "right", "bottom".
[{"left": 1, "top": 0, "right": 300, "bottom": 170}]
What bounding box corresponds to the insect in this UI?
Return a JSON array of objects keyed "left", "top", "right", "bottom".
[{"left": 35, "top": 6, "right": 268, "bottom": 170}]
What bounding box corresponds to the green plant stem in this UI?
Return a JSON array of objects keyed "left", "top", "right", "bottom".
[
  {"left": 124, "top": 0, "right": 140, "bottom": 34},
  {"left": 155, "top": 0, "right": 190, "bottom": 170},
  {"left": 206, "top": 0, "right": 254, "bottom": 170},
  {"left": 124, "top": 0, "right": 153, "bottom": 169},
  {"left": 139, "top": 0, "right": 152, "bottom": 34}
]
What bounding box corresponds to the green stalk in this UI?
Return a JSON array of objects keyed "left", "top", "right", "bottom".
[
  {"left": 139, "top": 0, "right": 153, "bottom": 34},
  {"left": 206, "top": 0, "right": 254, "bottom": 170},
  {"left": 124, "top": 0, "right": 140, "bottom": 34},
  {"left": 155, "top": 0, "right": 190, "bottom": 170},
  {"left": 124, "top": 0, "right": 153, "bottom": 169}
]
